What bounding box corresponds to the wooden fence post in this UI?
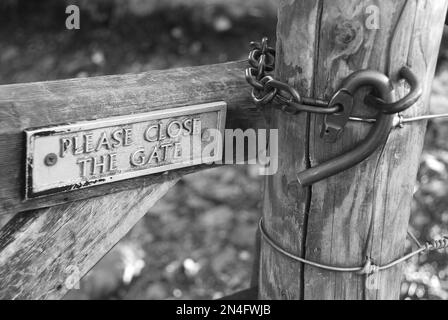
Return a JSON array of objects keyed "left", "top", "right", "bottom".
[{"left": 260, "top": 0, "right": 448, "bottom": 299}]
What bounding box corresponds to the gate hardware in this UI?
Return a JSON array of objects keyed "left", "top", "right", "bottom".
[
  {"left": 44, "top": 153, "right": 58, "bottom": 167},
  {"left": 364, "top": 66, "right": 422, "bottom": 114},
  {"left": 297, "top": 70, "right": 394, "bottom": 186},
  {"left": 246, "top": 38, "right": 422, "bottom": 186},
  {"left": 245, "top": 38, "right": 341, "bottom": 115},
  {"left": 320, "top": 89, "right": 354, "bottom": 142},
  {"left": 321, "top": 66, "right": 421, "bottom": 142},
  {"left": 262, "top": 77, "right": 340, "bottom": 115}
]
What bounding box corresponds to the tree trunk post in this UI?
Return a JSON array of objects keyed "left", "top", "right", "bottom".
[{"left": 260, "top": 0, "right": 448, "bottom": 300}]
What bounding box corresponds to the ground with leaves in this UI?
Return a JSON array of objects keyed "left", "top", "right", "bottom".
[{"left": 0, "top": 1, "right": 447, "bottom": 300}]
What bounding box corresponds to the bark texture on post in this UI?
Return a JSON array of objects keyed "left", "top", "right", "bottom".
[{"left": 260, "top": 0, "right": 447, "bottom": 300}]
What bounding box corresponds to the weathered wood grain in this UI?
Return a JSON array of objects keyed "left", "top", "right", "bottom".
[
  {"left": 260, "top": 0, "right": 447, "bottom": 300},
  {"left": 0, "top": 61, "right": 261, "bottom": 217},
  {"left": 259, "top": 0, "right": 319, "bottom": 299},
  {"left": 0, "top": 177, "right": 178, "bottom": 300}
]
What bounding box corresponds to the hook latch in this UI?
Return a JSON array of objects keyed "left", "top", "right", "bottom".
[{"left": 297, "top": 67, "right": 421, "bottom": 186}]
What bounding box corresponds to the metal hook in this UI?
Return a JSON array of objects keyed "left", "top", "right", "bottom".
[
  {"left": 364, "top": 66, "right": 422, "bottom": 114},
  {"left": 297, "top": 70, "right": 395, "bottom": 186}
]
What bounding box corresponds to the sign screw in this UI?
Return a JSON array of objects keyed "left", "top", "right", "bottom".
[{"left": 44, "top": 153, "right": 58, "bottom": 166}]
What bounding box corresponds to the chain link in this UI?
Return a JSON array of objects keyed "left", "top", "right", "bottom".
[
  {"left": 246, "top": 37, "right": 422, "bottom": 121},
  {"left": 245, "top": 37, "right": 341, "bottom": 115}
]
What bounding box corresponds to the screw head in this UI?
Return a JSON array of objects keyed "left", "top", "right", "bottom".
[{"left": 44, "top": 153, "right": 58, "bottom": 166}]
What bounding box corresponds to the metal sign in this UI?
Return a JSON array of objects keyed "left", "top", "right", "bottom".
[{"left": 25, "top": 102, "right": 226, "bottom": 198}]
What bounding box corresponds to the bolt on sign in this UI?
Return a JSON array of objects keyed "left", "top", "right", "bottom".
[{"left": 24, "top": 102, "right": 226, "bottom": 198}]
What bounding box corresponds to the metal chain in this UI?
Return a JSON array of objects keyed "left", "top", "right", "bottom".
[
  {"left": 246, "top": 37, "right": 423, "bottom": 122},
  {"left": 245, "top": 37, "right": 340, "bottom": 115},
  {"left": 259, "top": 218, "right": 448, "bottom": 275}
]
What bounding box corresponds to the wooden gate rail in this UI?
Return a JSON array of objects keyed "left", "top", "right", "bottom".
[
  {"left": 0, "top": 60, "right": 263, "bottom": 300},
  {"left": 0, "top": 179, "right": 177, "bottom": 299},
  {"left": 0, "top": 61, "right": 263, "bottom": 218}
]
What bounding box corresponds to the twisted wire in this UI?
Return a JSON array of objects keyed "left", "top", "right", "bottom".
[{"left": 259, "top": 218, "right": 448, "bottom": 275}]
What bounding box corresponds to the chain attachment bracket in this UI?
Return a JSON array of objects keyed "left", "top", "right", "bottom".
[{"left": 320, "top": 89, "right": 354, "bottom": 142}]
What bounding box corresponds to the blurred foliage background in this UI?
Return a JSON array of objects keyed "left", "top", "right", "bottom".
[{"left": 1, "top": 0, "right": 447, "bottom": 300}]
